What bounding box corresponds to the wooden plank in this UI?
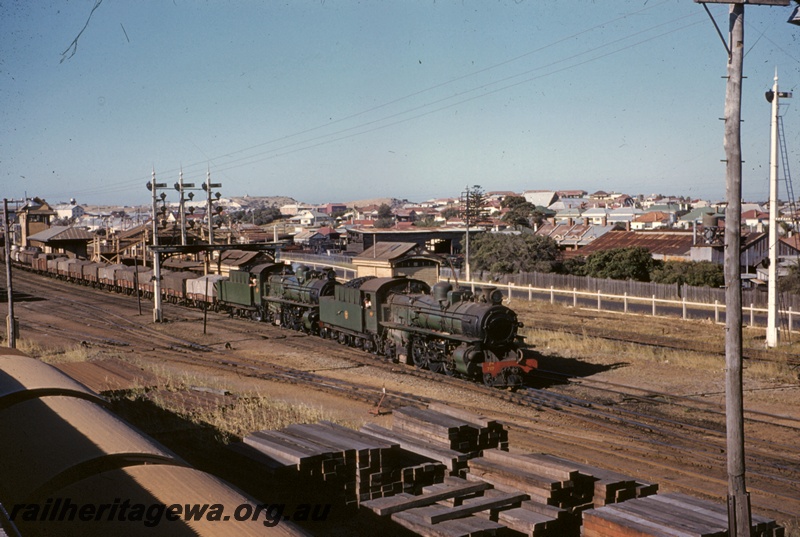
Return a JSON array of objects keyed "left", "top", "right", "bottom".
[
  {"left": 608, "top": 501, "right": 726, "bottom": 537},
  {"left": 468, "top": 457, "right": 562, "bottom": 492},
  {"left": 426, "top": 403, "right": 500, "bottom": 429},
  {"left": 497, "top": 507, "right": 556, "bottom": 534},
  {"left": 392, "top": 509, "right": 504, "bottom": 537},
  {"left": 582, "top": 507, "right": 695, "bottom": 537},
  {"left": 360, "top": 424, "right": 469, "bottom": 471},
  {"left": 422, "top": 491, "right": 528, "bottom": 524},
  {"left": 361, "top": 479, "right": 492, "bottom": 516},
  {"left": 482, "top": 449, "right": 579, "bottom": 483}
]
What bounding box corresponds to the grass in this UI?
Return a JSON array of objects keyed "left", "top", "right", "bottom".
[
  {"left": 14, "top": 338, "right": 124, "bottom": 364},
  {"left": 115, "top": 357, "right": 359, "bottom": 443}
]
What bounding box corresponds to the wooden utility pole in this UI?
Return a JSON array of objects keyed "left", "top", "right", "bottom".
[
  {"left": 721, "top": 6, "right": 750, "bottom": 536},
  {"left": 3, "top": 199, "right": 19, "bottom": 348},
  {"left": 697, "top": 1, "right": 789, "bottom": 535}
]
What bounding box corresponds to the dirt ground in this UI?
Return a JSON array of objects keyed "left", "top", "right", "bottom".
[{"left": 5, "top": 272, "right": 800, "bottom": 534}]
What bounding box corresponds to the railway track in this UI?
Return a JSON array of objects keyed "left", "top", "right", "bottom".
[{"left": 8, "top": 267, "right": 800, "bottom": 527}]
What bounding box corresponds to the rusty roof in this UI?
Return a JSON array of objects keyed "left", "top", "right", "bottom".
[{"left": 576, "top": 230, "right": 694, "bottom": 257}]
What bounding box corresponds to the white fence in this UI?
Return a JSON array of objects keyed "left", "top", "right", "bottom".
[{"left": 276, "top": 252, "right": 790, "bottom": 332}]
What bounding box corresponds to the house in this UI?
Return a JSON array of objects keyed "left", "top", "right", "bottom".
[
  {"left": 53, "top": 203, "right": 86, "bottom": 221},
  {"left": 522, "top": 191, "right": 558, "bottom": 207},
  {"left": 319, "top": 203, "right": 347, "bottom": 215},
  {"left": 742, "top": 209, "right": 769, "bottom": 230},
  {"left": 289, "top": 210, "right": 334, "bottom": 227},
  {"left": 555, "top": 190, "right": 587, "bottom": 199},
  {"left": 581, "top": 207, "right": 610, "bottom": 226},
  {"left": 677, "top": 207, "right": 720, "bottom": 230},
  {"left": 631, "top": 211, "right": 672, "bottom": 230}
]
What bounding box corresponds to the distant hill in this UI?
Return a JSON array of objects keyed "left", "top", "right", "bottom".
[{"left": 229, "top": 195, "right": 297, "bottom": 209}]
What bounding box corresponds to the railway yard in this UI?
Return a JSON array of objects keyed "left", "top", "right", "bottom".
[{"left": 3, "top": 267, "right": 800, "bottom": 536}]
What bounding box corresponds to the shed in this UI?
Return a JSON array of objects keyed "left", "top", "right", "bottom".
[{"left": 353, "top": 242, "right": 441, "bottom": 285}]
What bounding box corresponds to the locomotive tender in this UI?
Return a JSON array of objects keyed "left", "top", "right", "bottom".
[{"left": 7, "top": 249, "right": 536, "bottom": 388}]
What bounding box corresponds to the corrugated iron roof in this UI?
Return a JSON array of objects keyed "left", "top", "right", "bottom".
[
  {"left": 357, "top": 242, "right": 419, "bottom": 261},
  {"left": 27, "top": 225, "right": 95, "bottom": 243},
  {"left": 576, "top": 230, "right": 694, "bottom": 257}
]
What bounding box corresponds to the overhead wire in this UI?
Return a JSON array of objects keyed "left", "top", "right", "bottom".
[{"left": 50, "top": 4, "right": 710, "bottom": 201}]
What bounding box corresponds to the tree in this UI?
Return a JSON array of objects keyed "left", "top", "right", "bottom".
[
  {"left": 500, "top": 195, "right": 540, "bottom": 229},
  {"left": 779, "top": 260, "right": 800, "bottom": 295},
  {"left": 651, "top": 260, "right": 724, "bottom": 288},
  {"left": 462, "top": 185, "right": 489, "bottom": 225},
  {"left": 584, "top": 247, "right": 654, "bottom": 281},
  {"left": 441, "top": 207, "right": 460, "bottom": 220},
  {"left": 377, "top": 203, "right": 393, "bottom": 219},
  {"left": 470, "top": 232, "right": 560, "bottom": 274}
]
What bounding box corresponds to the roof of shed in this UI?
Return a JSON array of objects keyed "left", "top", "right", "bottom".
[
  {"left": 27, "top": 226, "right": 95, "bottom": 242},
  {"left": 576, "top": 230, "right": 694, "bottom": 257},
  {"left": 357, "top": 242, "right": 420, "bottom": 261}
]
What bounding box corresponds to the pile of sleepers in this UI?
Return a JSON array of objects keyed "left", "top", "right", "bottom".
[
  {"left": 359, "top": 404, "right": 510, "bottom": 477},
  {"left": 467, "top": 450, "right": 658, "bottom": 513},
  {"left": 231, "top": 420, "right": 447, "bottom": 506},
  {"left": 362, "top": 475, "right": 565, "bottom": 537},
  {"left": 582, "top": 492, "right": 785, "bottom": 537}
]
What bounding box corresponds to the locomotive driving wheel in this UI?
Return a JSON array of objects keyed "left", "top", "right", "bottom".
[{"left": 411, "top": 341, "right": 429, "bottom": 369}]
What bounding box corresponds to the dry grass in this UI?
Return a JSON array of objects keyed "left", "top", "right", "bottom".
[
  {"left": 116, "top": 357, "right": 359, "bottom": 443},
  {"left": 15, "top": 339, "right": 123, "bottom": 364}
]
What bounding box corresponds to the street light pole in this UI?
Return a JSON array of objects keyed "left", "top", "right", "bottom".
[{"left": 766, "top": 71, "right": 791, "bottom": 348}]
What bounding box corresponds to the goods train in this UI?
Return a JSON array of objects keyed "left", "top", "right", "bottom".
[{"left": 5, "top": 249, "right": 537, "bottom": 388}]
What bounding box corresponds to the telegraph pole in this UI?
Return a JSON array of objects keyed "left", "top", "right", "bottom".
[
  {"left": 697, "top": 1, "right": 790, "bottom": 534},
  {"left": 147, "top": 170, "right": 167, "bottom": 323},
  {"left": 463, "top": 185, "right": 471, "bottom": 283},
  {"left": 3, "top": 198, "right": 23, "bottom": 348},
  {"left": 721, "top": 8, "right": 749, "bottom": 533},
  {"left": 174, "top": 169, "right": 196, "bottom": 247},
  {"left": 202, "top": 168, "right": 222, "bottom": 245}
]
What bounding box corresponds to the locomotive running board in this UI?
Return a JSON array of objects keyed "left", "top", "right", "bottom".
[{"left": 379, "top": 322, "right": 479, "bottom": 344}]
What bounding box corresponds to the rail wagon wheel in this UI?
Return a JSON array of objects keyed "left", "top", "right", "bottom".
[
  {"left": 483, "top": 372, "right": 495, "bottom": 387},
  {"left": 338, "top": 332, "right": 350, "bottom": 345},
  {"left": 252, "top": 310, "right": 263, "bottom": 322},
  {"left": 444, "top": 361, "right": 456, "bottom": 377}
]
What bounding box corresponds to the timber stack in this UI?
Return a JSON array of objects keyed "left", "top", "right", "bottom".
[
  {"left": 232, "top": 421, "right": 447, "bottom": 506},
  {"left": 582, "top": 492, "right": 785, "bottom": 537}
]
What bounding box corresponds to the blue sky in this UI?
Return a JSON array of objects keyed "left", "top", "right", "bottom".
[{"left": 2, "top": 0, "right": 799, "bottom": 206}]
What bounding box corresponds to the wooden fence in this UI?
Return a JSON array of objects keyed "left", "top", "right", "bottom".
[{"left": 440, "top": 268, "right": 800, "bottom": 311}]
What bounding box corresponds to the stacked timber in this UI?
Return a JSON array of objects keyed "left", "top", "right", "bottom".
[
  {"left": 360, "top": 423, "right": 472, "bottom": 476},
  {"left": 581, "top": 492, "right": 785, "bottom": 537},
  {"left": 392, "top": 405, "right": 508, "bottom": 453},
  {"left": 426, "top": 403, "right": 510, "bottom": 451},
  {"left": 363, "top": 475, "right": 564, "bottom": 537},
  {"left": 521, "top": 453, "right": 658, "bottom": 507},
  {"left": 233, "top": 421, "right": 447, "bottom": 506}
]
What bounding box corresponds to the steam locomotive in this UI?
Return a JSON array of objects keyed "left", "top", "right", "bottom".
[
  {"left": 218, "top": 264, "right": 537, "bottom": 388},
  {"left": 7, "top": 249, "right": 537, "bottom": 388}
]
